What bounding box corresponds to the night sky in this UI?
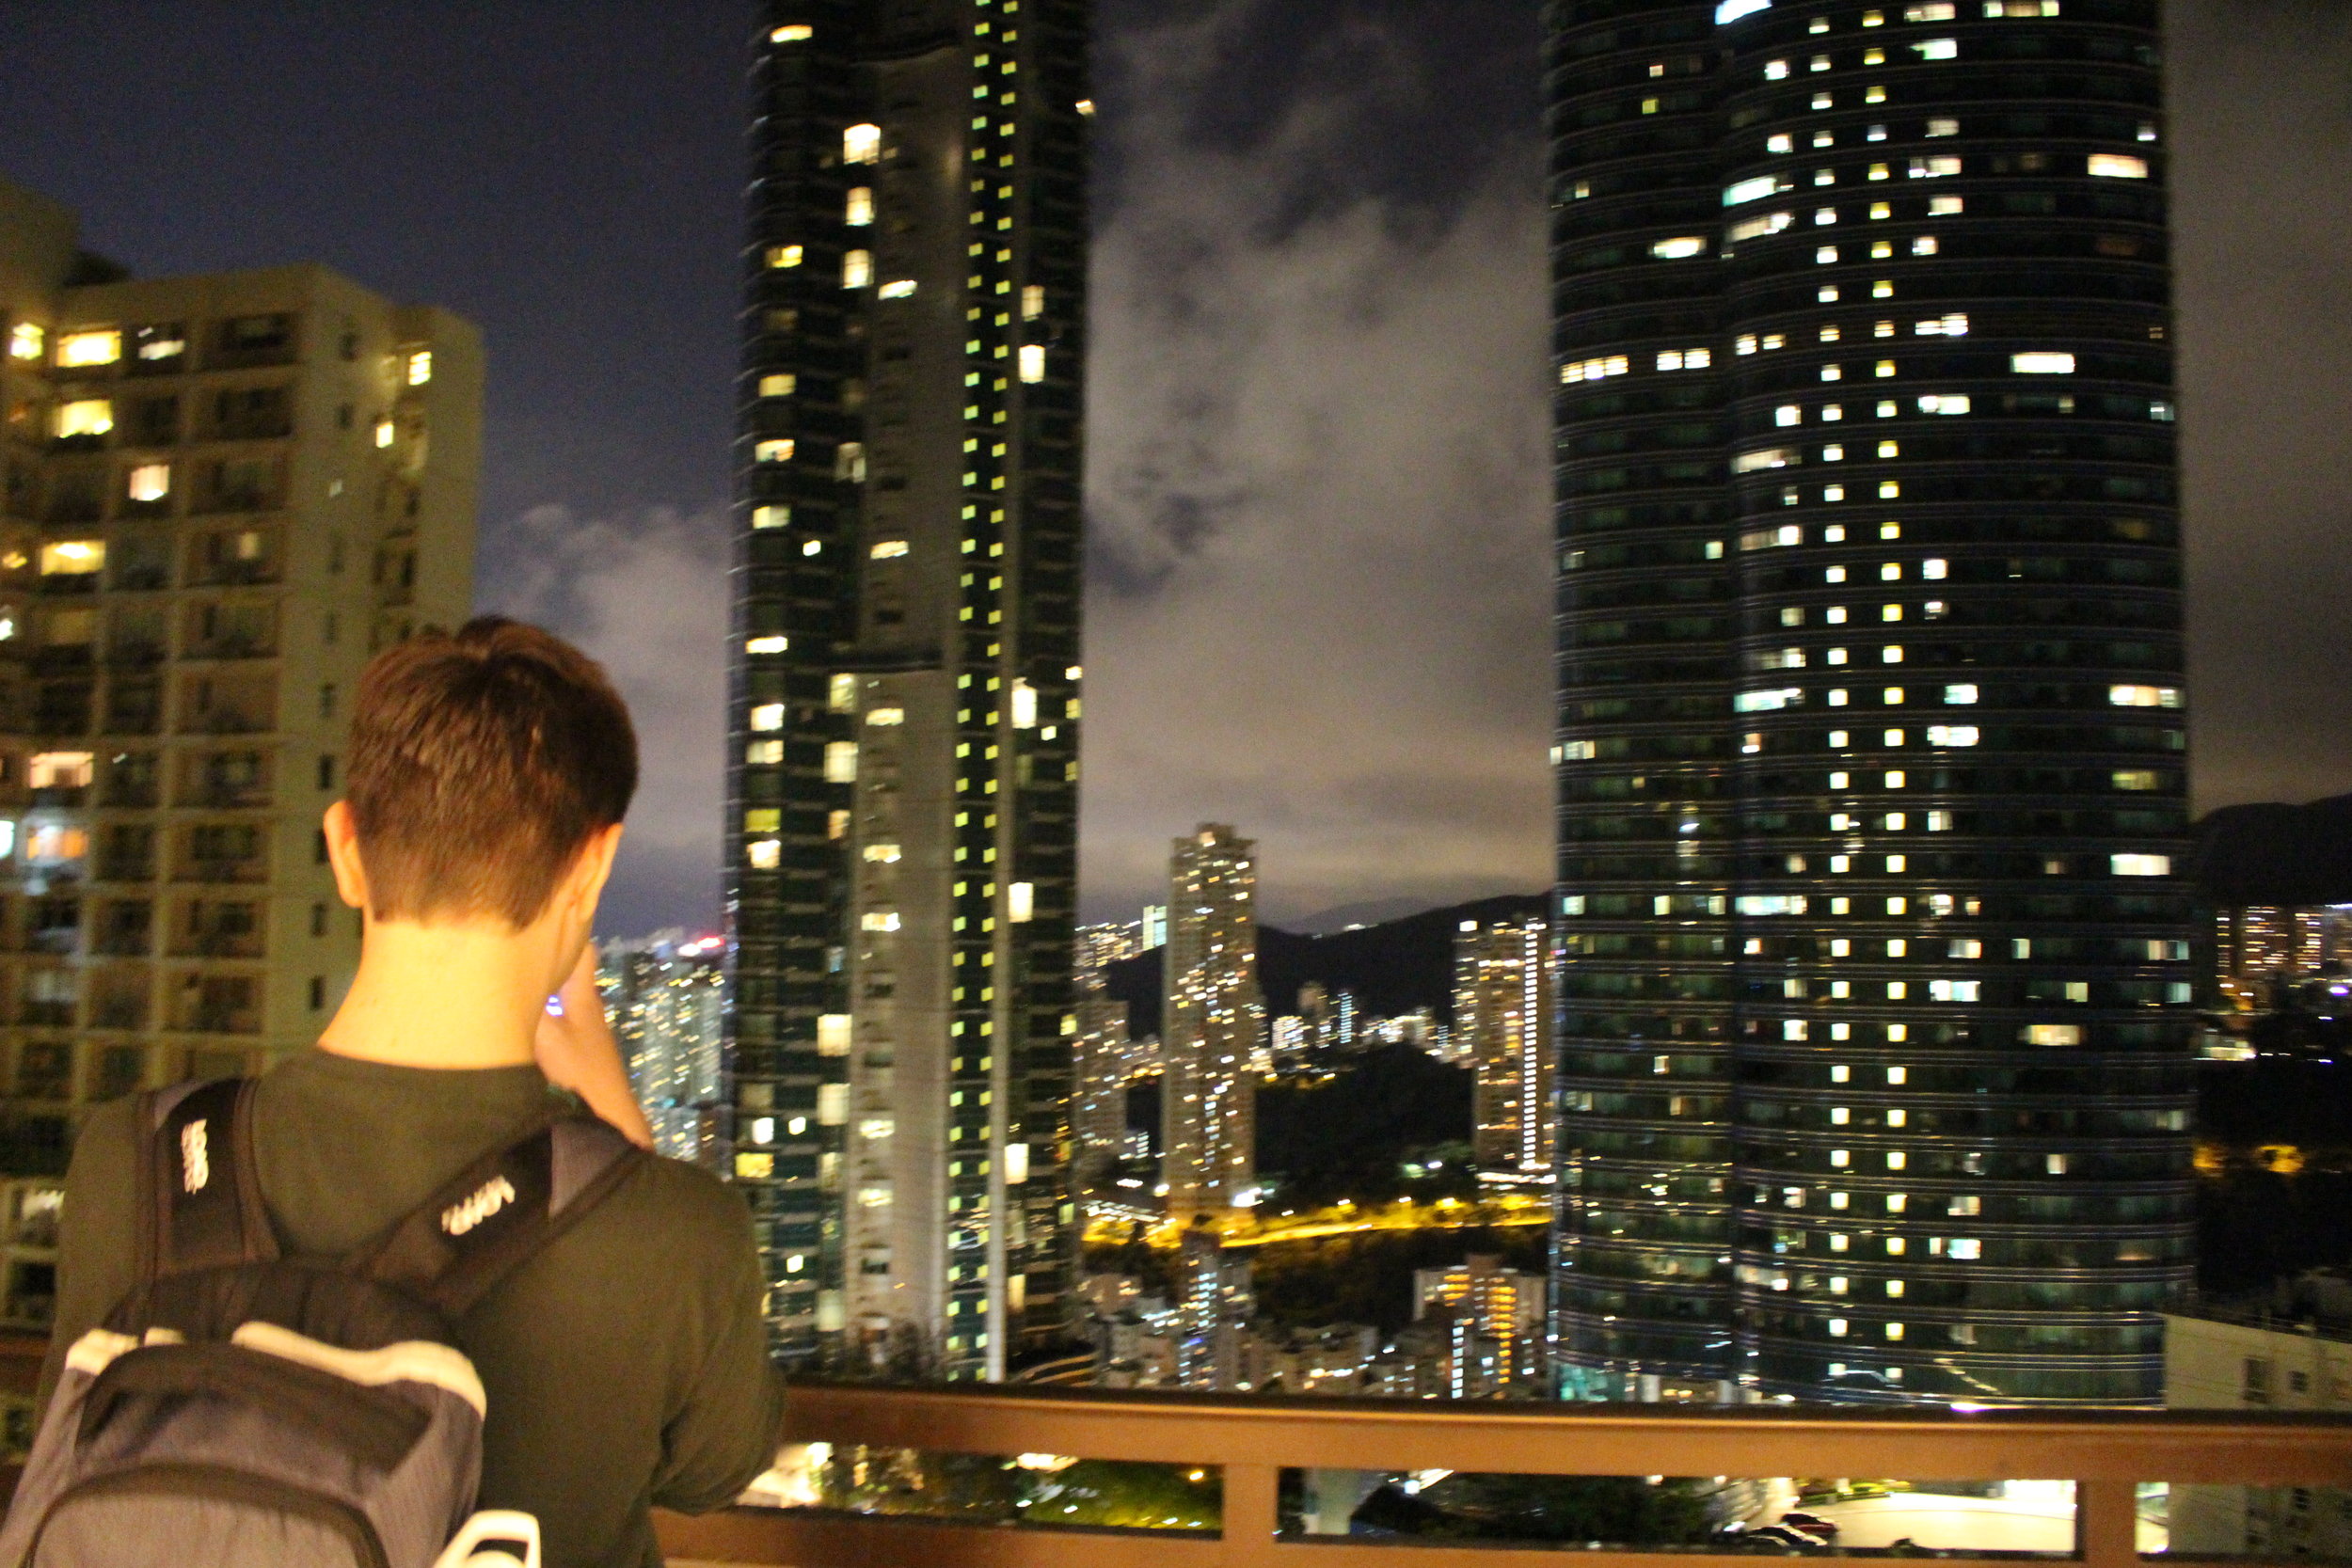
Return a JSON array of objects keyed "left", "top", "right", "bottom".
[{"left": 5, "top": 1, "right": 2348, "bottom": 933}]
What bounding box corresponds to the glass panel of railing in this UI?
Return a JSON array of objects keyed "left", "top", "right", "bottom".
[
  {"left": 2152, "top": 1481, "right": 2352, "bottom": 1561},
  {"left": 739, "top": 1443, "right": 1222, "bottom": 1533},
  {"left": 1277, "top": 1471, "right": 2079, "bottom": 1556}
]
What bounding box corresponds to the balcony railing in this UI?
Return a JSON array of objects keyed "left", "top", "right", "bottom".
[{"left": 652, "top": 1384, "right": 2352, "bottom": 1568}]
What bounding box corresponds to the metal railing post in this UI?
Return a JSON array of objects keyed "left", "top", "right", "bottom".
[
  {"left": 2078, "top": 1478, "right": 2137, "bottom": 1568},
  {"left": 1222, "top": 1464, "right": 1279, "bottom": 1568}
]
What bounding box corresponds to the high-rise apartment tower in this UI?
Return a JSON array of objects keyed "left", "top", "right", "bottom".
[
  {"left": 1546, "top": 0, "right": 2191, "bottom": 1404},
  {"left": 1160, "top": 824, "right": 1262, "bottom": 1217},
  {"left": 0, "top": 178, "right": 476, "bottom": 1211},
  {"left": 1455, "top": 915, "right": 1557, "bottom": 1179},
  {"left": 724, "top": 2, "right": 1091, "bottom": 1381}
]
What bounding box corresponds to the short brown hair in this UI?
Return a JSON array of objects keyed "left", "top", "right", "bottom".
[{"left": 346, "top": 617, "right": 637, "bottom": 926}]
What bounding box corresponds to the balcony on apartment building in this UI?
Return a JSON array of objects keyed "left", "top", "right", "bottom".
[{"left": 651, "top": 1383, "right": 2352, "bottom": 1568}]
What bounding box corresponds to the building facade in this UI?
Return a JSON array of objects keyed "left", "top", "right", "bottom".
[
  {"left": 602, "top": 930, "right": 728, "bottom": 1169},
  {"left": 724, "top": 2, "right": 1091, "bottom": 1380},
  {"left": 1454, "top": 914, "right": 1558, "bottom": 1178},
  {"left": 0, "top": 176, "right": 476, "bottom": 1205},
  {"left": 1546, "top": 0, "right": 2193, "bottom": 1404},
  {"left": 1160, "top": 824, "right": 1263, "bottom": 1217},
  {"left": 1070, "top": 976, "right": 1130, "bottom": 1192}
]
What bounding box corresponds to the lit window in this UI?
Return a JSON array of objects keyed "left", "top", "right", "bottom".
[
  {"left": 752, "top": 504, "right": 790, "bottom": 530},
  {"left": 54, "top": 400, "right": 114, "bottom": 439},
  {"left": 27, "top": 752, "right": 93, "bottom": 789},
  {"left": 1929, "top": 979, "right": 1980, "bottom": 1002},
  {"left": 1729, "top": 212, "right": 1794, "bottom": 242},
  {"left": 760, "top": 373, "right": 797, "bottom": 397},
  {"left": 1656, "top": 347, "right": 1712, "bottom": 371},
  {"left": 1916, "top": 393, "right": 1969, "bottom": 415},
  {"left": 57, "top": 328, "right": 121, "bottom": 368},
  {"left": 847, "top": 187, "right": 874, "bottom": 226},
  {"left": 1560, "top": 356, "right": 1631, "bottom": 383},
  {"left": 1909, "top": 155, "right": 1962, "bottom": 180},
  {"left": 1022, "top": 284, "right": 1045, "bottom": 321},
  {"left": 2013, "top": 352, "right": 2076, "bottom": 374},
  {"left": 1913, "top": 38, "right": 1958, "bottom": 59},
  {"left": 1019, "top": 343, "right": 1046, "bottom": 383},
  {"left": 2113, "top": 769, "right": 2159, "bottom": 791},
  {"left": 1765, "top": 59, "right": 1791, "bottom": 81},
  {"left": 7, "top": 323, "right": 42, "bottom": 361},
  {"left": 1944, "top": 684, "right": 1978, "bottom": 705},
  {"left": 373, "top": 416, "right": 396, "bottom": 449},
  {"left": 1009, "top": 882, "right": 1035, "bottom": 923},
  {"left": 1926, "top": 725, "right": 1979, "bottom": 746},
  {"left": 1726, "top": 175, "right": 1782, "bottom": 206},
  {"left": 1926, "top": 118, "right": 1960, "bottom": 138},
  {"left": 877, "top": 279, "right": 917, "bottom": 300},
  {"left": 747, "top": 839, "right": 782, "bottom": 870},
  {"left": 866, "top": 706, "right": 906, "bottom": 727},
  {"left": 845, "top": 124, "right": 882, "bottom": 165},
  {"left": 863, "top": 843, "right": 903, "bottom": 863},
  {"left": 1987, "top": 0, "right": 2059, "bottom": 10},
  {"left": 1911, "top": 236, "right": 1938, "bottom": 256},
  {"left": 2089, "top": 152, "right": 2150, "bottom": 180},
  {"left": 862, "top": 911, "right": 901, "bottom": 932},
  {"left": 1915, "top": 313, "right": 1968, "bottom": 337},
  {"left": 746, "top": 635, "right": 788, "bottom": 656},
  {"left": 755, "top": 439, "right": 795, "bottom": 464},
  {"left": 2108, "top": 684, "right": 2183, "bottom": 708},
  {"left": 406, "top": 350, "right": 433, "bottom": 387},
  {"left": 2026, "top": 1024, "right": 2082, "bottom": 1047},
  {"left": 870, "top": 539, "right": 910, "bottom": 560},
  {"left": 1904, "top": 1, "right": 1956, "bottom": 15},
  {"left": 1651, "top": 236, "right": 1707, "bottom": 260},
  {"left": 126, "top": 464, "right": 170, "bottom": 503},
  {"left": 767, "top": 245, "right": 804, "bottom": 269},
  {"left": 745, "top": 739, "right": 783, "bottom": 765},
  {"left": 1718, "top": 0, "right": 1772, "bottom": 19},
  {"left": 844, "top": 250, "right": 873, "bottom": 288},
  {"left": 771, "top": 24, "right": 813, "bottom": 41},
  {"left": 824, "top": 741, "right": 859, "bottom": 783},
  {"left": 2112, "top": 853, "right": 2171, "bottom": 878},
  {"left": 1929, "top": 197, "right": 1964, "bottom": 218},
  {"left": 38, "top": 541, "right": 103, "bottom": 577},
  {"left": 1769, "top": 134, "right": 1795, "bottom": 153},
  {"left": 750, "top": 703, "right": 787, "bottom": 732},
  {"left": 2046, "top": 1154, "right": 2069, "bottom": 1175}
]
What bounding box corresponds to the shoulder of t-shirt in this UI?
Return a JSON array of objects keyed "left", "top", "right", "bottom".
[{"left": 584, "top": 1146, "right": 756, "bottom": 1257}]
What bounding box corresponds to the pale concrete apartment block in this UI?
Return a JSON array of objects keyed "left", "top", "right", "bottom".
[
  {"left": 2165, "top": 1289, "right": 2352, "bottom": 1556},
  {"left": 0, "top": 177, "right": 479, "bottom": 1327}
]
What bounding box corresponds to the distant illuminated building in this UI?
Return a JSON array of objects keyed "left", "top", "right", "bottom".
[
  {"left": 2205, "top": 905, "right": 2352, "bottom": 1059},
  {"left": 599, "top": 931, "right": 726, "bottom": 1169},
  {"left": 1161, "top": 825, "right": 1263, "bottom": 1216},
  {"left": 1176, "top": 1220, "right": 1253, "bottom": 1390},
  {"left": 1270, "top": 1014, "right": 1308, "bottom": 1065},
  {"left": 1073, "top": 979, "right": 1132, "bottom": 1191},
  {"left": 1454, "top": 917, "right": 1555, "bottom": 1179},
  {"left": 1141, "top": 904, "right": 1168, "bottom": 951},
  {"left": 1076, "top": 919, "right": 1143, "bottom": 980},
  {"left": 1412, "top": 1254, "right": 1546, "bottom": 1398}
]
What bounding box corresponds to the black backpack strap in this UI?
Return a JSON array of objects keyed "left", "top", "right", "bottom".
[
  {"left": 135, "top": 1078, "right": 278, "bottom": 1284},
  {"left": 345, "top": 1114, "right": 644, "bottom": 1318}
]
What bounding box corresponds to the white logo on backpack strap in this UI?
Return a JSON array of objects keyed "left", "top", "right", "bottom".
[
  {"left": 441, "top": 1175, "right": 517, "bottom": 1236},
  {"left": 180, "top": 1118, "right": 210, "bottom": 1194}
]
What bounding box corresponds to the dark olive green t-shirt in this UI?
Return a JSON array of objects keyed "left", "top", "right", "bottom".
[{"left": 39, "top": 1051, "right": 787, "bottom": 1568}]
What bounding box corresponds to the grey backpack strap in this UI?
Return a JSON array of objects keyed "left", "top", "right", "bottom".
[
  {"left": 135, "top": 1078, "right": 278, "bottom": 1285},
  {"left": 346, "top": 1114, "right": 644, "bottom": 1318}
]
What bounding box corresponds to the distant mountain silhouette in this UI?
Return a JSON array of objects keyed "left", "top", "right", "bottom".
[
  {"left": 1100, "top": 892, "right": 1548, "bottom": 1038},
  {"left": 2195, "top": 793, "right": 2352, "bottom": 907}
]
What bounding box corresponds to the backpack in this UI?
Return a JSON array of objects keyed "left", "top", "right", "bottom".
[{"left": 0, "top": 1078, "right": 644, "bottom": 1568}]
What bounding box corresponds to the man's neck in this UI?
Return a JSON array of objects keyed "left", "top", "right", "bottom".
[{"left": 317, "top": 917, "right": 551, "bottom": 1070}]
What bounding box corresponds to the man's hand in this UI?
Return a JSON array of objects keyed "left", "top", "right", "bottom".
[{"left": 535, "top": 945, "right": 657, "bottom": 1149}]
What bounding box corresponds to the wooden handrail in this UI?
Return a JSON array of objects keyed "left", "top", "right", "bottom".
[{"left": 657, "top": 1381, "right": 2352, "bottom": 1568}]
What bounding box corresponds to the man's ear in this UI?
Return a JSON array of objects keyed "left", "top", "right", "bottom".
[
  {"left": 558, "top": 822, "right": 625, "bottom": 927},
  {"left": 322, "top": 800, "right": 372, "bottom": 913}
]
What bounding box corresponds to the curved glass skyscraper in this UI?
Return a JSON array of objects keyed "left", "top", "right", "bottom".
[{"left": 1547, "top": 0, "right": 2193, "bottom": 1404}]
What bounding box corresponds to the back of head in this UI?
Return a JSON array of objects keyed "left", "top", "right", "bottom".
[{"left": 346, "top": 617, "right": 637, "bottom": 927}]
